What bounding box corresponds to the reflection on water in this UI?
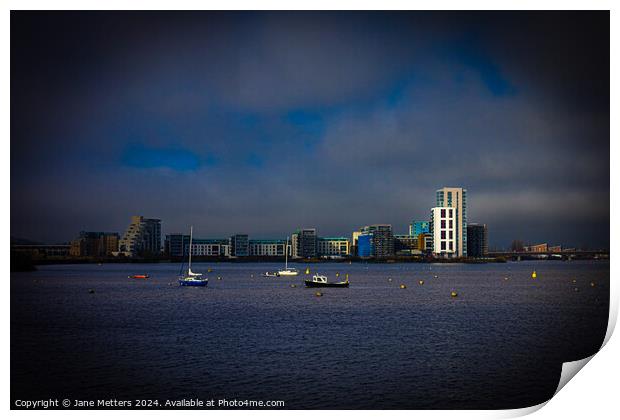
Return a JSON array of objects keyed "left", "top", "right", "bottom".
[{"left": 11, "top": 261, "right": 609, "bottom": 409}]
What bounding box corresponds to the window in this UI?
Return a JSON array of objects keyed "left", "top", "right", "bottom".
[
  {"left": 449, "top": 209, "right": 453, "bottom": 218},
  {"left": 441, "top": 220, "right": 446, "bottom": 229},
  {"left": 441, "top": 231, "right": 446, "bottom": 239},
  {"left": 441, "top": 241, "right": 446, "bottom": 250},
  {"left": 441, "top": 209, "right": 446, "bottom": 218},
  {"left": 449, "top": 220, "right": 453, "bottom": 229},
  {"left": 449, "top": 231, "right": 453, "bottom": 240}
]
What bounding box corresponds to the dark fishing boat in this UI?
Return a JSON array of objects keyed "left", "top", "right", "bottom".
[{"left": 304, "top": 273, "right": 349, "bottom": 288}]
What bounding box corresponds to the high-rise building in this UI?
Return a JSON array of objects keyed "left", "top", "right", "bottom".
[
  {"left": 435, "top": 187, "right": 467, "bottom": 257},
  {"left": 117, "top": 216, "right": 161, "bottom": 257},
  {"left": 409, "top": 221, "right": 430, "bottom": 237},
  {"left": 317, "top": 237, "right": 350, "bottom": 257},
  {"left": 292, "top": 228, "right": 317, "bottom": 258},
  {"left": 431, "top": 207, "right": 457, "bottom": 257},
  {"left": 229, "top": 234, "right": 249, "bottom": 257},
  {"left": 467, "top": 224, "right": 488, "bottom": 258},
  {"left": 70, "top": 231, "right": 119, "bottom": 257},
  {"left": 360, "top": 224, "right": 394, "bottom": 258}
]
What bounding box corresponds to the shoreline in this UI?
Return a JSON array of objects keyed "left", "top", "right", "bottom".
[{"left": 10, "top": 254, "right": 609, "bottom": 272}]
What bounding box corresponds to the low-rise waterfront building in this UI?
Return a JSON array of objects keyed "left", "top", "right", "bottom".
[
  {"left": 409, "top": 221, "right": 430, "bottom": 237},
  {"left": 351, "top": 231, "right": 362, "bottom": 256},
  {"left": 317, "top": 237, "right": 350, "bottom": 257},
  {"left": 467, "top": 224, "right": 488, "bottom": 258},
  {"left": 357, "top": 233, "right": 374, "bottom": 257},
  {"left": 394, "top": 234, "right": 418, "bottom": 255},
  {"left": 418, "top": 233, "right": 433, "bottom": 253},
  {"left": 249, "top": 239, "right": 287, "bottom": 256},
  {"left": 524, "top": 243, "right": 548, "bottom": 253},
  {"left": 11, "top": 244, "right": 70, "bottom": 259},
  {"left": 70, "top": 231, "right": 119, "bottom": 257},
  {"left": 186, "top": 238, "right": 229, "bottom": 256}
]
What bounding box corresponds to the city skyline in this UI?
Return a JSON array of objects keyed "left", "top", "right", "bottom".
[{"left": 11, "top": 11, "right": 610, "bottom": 249}]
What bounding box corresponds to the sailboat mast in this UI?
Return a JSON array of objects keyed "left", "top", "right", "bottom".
[
  {"left": 285, "top": 236, "right": 289, "bottom": 269},
  {"left": 188, "top": 226, "right": 193, "bottom": 270}
]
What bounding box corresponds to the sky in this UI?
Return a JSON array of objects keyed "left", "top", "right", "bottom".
[{"left": 11, "top": 11, "right": 609, "bottom": 249}]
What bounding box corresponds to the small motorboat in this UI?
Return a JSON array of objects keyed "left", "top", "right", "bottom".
[
  {"left": 305, "top": 273, "right": 349, "bottom": 288},
  {"left": 129, "top": 274, "right": 149, "bottom": 279},
  {"left": 263, "top": 272, "right": 279, "bottom": 277}
]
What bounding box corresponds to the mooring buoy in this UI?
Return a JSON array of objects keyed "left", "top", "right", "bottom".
[
  {"left": 451, "top": 291, "right": 458, "bottom": 298},
  {"left": 400, "top": 284, "right": 407, "bottom": 289},
  {"left": 418, "top": 280, "right": 424, "bottom": 285},
  {"left": 315, "top": 292, "right": 323, "bottom": 297}
]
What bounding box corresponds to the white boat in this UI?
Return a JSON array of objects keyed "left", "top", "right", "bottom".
[
  {"left": 178, "top": 226, "right": 208, "bottom": 287},
  {"left": 277, "top": 236, "right": 299, "bottom": 276}
]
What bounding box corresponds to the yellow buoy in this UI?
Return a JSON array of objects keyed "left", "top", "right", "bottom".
[
  {"left": 305, "top": 267, "right": 310, "bottom": 275},
  {"left": 451, "top": 291, "right": 458, "bottom": 298},
  {"left": 400, "top": 284, "right": 407, "bottom": 289},
  {"left": 207, "top": 268, "right": 212, "bottom": 273},
  {"left": 336, "top": 272, "right": 340, "bottom": 277},
  {"left": 315, "top": 291, "right": 323, "bottom": 297},
  {"left": 419, "top": 280, "right": 424, "bottom": 285},
  {"left": 531, "top": 271, "right": 537, "bottom": 279}
]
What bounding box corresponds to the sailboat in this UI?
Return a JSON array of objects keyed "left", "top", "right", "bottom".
[
  {"left": 178, "top": 226, "right": 208, "bottom": 287},
  {"left": 277, "top": 236, "right": 299, "bottom": 276}
]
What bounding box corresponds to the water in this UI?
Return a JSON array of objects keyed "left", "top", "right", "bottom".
[{"left": 11, "top": 261, "right": 609, "bottom": 409}]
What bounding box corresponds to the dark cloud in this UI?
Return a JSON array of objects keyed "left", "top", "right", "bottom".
[{"left": 11, "top": 11, "right": 609, "bottom": 249}]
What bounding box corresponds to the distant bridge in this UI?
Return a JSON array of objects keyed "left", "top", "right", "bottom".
[{"left": 487, "top": 250, "right": 608, "bottom": 258}]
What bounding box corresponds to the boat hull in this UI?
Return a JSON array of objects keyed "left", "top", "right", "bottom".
[
  {"left": 304, "top": 280, "right": 349, "bottom": 288},
  {"left": 278, "top": 270, "right": 299, "bottom": 276},
  {"left": 178, "top": 279, "right": 209, "bottom": 287}
]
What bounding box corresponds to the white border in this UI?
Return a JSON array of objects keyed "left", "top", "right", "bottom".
[{"left": 4, "top": 2, "right": 616, "bottom": 420}]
